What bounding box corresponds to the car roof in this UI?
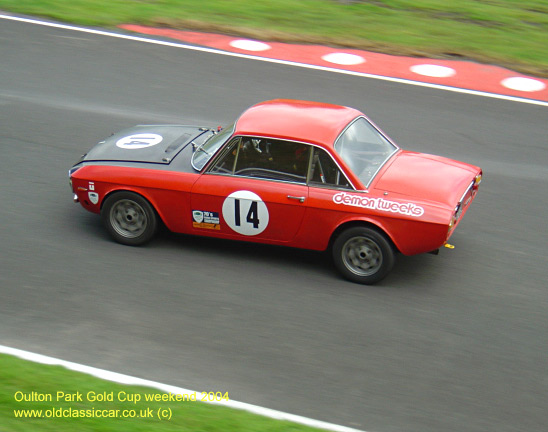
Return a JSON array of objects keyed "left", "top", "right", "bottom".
[{"left": 234, "top": 99, "right": 363, "bottom": 147}]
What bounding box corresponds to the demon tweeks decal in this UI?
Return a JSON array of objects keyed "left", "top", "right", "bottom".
[{"left": 333, "top": 192, "right": 424, "bottom": 217}]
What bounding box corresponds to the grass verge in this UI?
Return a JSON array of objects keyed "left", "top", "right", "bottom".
[
  {"left": 0, "top": 0, "right": 547, "bottom": 77},
  {"left": 0, "top": 354, "right": 324, "bottom": 432}
]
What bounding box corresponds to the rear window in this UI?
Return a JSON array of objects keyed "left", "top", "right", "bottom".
[{"left": 334, "top": 117, "right": 397, "bottom": 187}]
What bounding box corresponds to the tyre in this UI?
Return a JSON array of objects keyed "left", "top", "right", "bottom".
[
  {"left": 101, "top": 191, "right": 158, "bottom": 246},
  {"left": 332, "top": 226, "right": 395, "bottom": 284}
]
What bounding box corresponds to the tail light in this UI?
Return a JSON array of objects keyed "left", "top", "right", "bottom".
[{"left": 473, "top": 172, "right": 482, "bottom": 191}]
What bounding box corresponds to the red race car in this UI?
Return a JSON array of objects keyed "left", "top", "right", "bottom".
[{"left": 69, "top": 99, "right": 481, "bottom": 284}]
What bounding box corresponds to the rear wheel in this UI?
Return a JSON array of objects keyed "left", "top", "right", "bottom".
[
  {"left": 101, "top": 192, "right": 158, "bottom": 246},
  {"left": 332, "top": 226, "right": 395, "bottom": 284}
]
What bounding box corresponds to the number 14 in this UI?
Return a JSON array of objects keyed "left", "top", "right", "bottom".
[{"left": 234, "top": 199, "right": 260, "bottom": 229}]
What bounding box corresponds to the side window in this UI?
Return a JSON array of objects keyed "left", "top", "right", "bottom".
[
  {"left": 208, "top": 137, "right": 240, "bottom": 174},
  {"left": 233, "top": 138, "right": 311, "bottom": 183},
  {"left": 309, "top": 147, "right": 352, "bottom": 189}
]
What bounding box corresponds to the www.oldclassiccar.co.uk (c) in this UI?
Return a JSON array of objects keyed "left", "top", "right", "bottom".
[
  {"left": 12, "top": 390, "right": 230, "bottom": 421},
  {"left": 14, "top": 406, "right": 173, "bottom": 420}
]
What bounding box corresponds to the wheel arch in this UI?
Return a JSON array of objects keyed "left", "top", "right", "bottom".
[
  {"left": 100, "top": 187, "right": 165, "bottom": 226},
  {"left": 328, "top": 219, "right": 400, "bottom": 253}
]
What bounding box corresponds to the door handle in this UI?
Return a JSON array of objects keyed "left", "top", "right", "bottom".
[{"left": 287, "top": 195, "right": 306, "bottom": 203}]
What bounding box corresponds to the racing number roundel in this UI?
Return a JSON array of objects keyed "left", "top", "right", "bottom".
[
  {"left": 222, "top": 191, "right": 269, "bottom": 236},
  {"left": 116, "top": 133, "right": 163, "bottom": 149}
]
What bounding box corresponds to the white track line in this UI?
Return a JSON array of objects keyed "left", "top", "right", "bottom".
[
  {"left": 1, "top": 13, "right": 547, "bottom": 108},
  {"left": 0, "top": 345, "right": 366, "bottom": 432}
]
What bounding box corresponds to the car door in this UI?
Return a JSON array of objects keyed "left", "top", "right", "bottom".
[
  {"left": 190, "top": 136, "right": 310, "bottom": 243},
  {"left": 293, "top": 146, "right": 357, "bottom": 250}
]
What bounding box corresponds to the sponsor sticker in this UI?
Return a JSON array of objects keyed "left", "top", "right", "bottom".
[
  {"left": 333, "top": 192, "right": 424, "bottom": 217},
  {"left": 192, "top": 210, "right": 220, "bottom": 230},
  {"left": 222, "top": 191, "right": 269, "bottom": 236},
  {"left": 88, "top": 192, "right": 99, "bottom": 205},
  {"left": 116, "top": 133, "right": 163, "bottom": 149}
]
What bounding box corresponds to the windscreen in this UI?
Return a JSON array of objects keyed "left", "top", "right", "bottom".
[{"left": 191, "top": 124, "right": 234, "bottom": 171}]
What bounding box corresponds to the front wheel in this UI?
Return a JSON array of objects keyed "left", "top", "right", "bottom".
[
  {"left": 101, "top": 191, "right": 158, "bottom": 246},
  {"left": 332, "top": 227, "right": 395, "bottom": 284}
]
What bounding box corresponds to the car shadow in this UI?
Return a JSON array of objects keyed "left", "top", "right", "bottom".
[
  {"left": 73, "top": 211, "right": 450, "bottom": 290},
  {"left": 159, "top": 229, "right": 335, "bottom": 276}
]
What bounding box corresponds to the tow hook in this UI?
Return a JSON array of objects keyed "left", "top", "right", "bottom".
[{"left": 444, "top": 243, "right": 455, "bottom": 249}]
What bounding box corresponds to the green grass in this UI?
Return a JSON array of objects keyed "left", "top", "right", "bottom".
[
  {"left": 0, "top": 354, "right": 323, "bottom": 432},
  {"left": 0, "top": 0, "right": 547, "bottom": 77}
]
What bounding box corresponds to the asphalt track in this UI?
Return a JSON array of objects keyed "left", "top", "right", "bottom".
[{"left": 1, "top": 15, "right": 547, "bottom": 432}]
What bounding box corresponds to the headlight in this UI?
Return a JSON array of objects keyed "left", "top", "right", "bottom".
[
  {"left": 68, "top": 166, "right": 81, "bottom": 190},
  {"left": 68, "top": 166, "right": 81, "bottom": 177}
]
